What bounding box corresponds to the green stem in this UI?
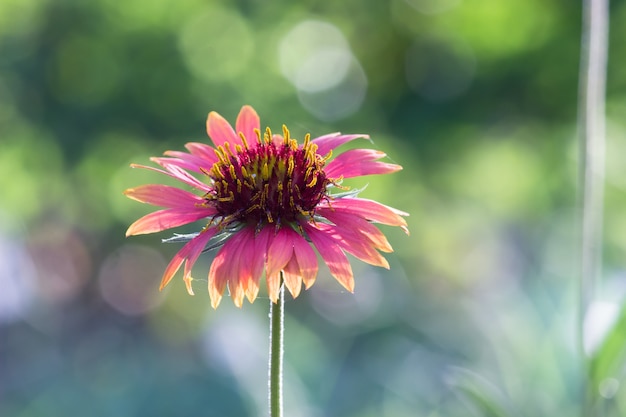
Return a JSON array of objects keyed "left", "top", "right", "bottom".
[
  {"left": 268, "top": 282, "right": 284, "bottom": 417},
  {"left": 578, "top": 0, "right": 609, "bottom": 414}
]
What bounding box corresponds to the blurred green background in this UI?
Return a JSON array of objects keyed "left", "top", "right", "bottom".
[{"left": 2, "top": 0, "right": 626, "bottom": 416}]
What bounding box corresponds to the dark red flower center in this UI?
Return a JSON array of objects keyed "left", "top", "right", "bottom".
[{"left": 205, "top": 126, "right": 331, "bottom": 226}]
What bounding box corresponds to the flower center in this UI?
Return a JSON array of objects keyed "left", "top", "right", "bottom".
[{"left": 205, "top": 126, "right": 331, "bottom": 226}]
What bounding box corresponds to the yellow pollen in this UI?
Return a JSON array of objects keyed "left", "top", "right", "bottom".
[
  {"left": 303, "top": 133, "right": 311, "bottom": 147},
  {"left": 218, "top": 190, "right": 234, "bottom": 202},
  {"left": 201, "top": 166, "right": 212, "bottom": 177},
  {"left": 229, "top": 164, "right": 236, "bottom": 179},
  {"left": 223, "top": 141, "right": 234, "bottom": 157},
  {"left": 254, "top": 128, "right": 262, "bottom": 144},
  {"left": 282, "top": 125, "right": 290, "bottom": 145},
  {"left": 287, "top": 156, "right": 295, "bottom": 176},
  {"left": 277, "top": 182, "right": 283, "bottom": 201},
  {"left": 214, "top": 147, "right": 227, "bottom": 164},
  {"left": 262, "top": 162, "right": 270, "bottom": 180},
  {"left": 264, "top": 127, "right": 272, "bottom": 144},
  {"left": 239, "top": 132, "right": 249, "bottom": 149}
]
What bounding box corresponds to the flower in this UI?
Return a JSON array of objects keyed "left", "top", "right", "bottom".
[{"left": 125, "top": 105, "right": 408, "bottom": 308}]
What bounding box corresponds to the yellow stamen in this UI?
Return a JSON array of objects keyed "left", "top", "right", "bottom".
[
  {"left": 262, "top": 162, "right": 270, "bottom": 180},
  {"left": 239, "top": 132, "right": 249, "bottom": 149},
  {"left": 287, "top": 156, "right": 295, "bottom": 177},
  {"left": 223, "top": 141, "right": 234, "bottom": 158},
  {"left": 214, "top": 147, "right": 227, "bottom": 164}
]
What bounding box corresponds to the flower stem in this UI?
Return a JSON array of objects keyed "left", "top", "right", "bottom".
[
  {"left": 578, "top": 0, "right": 608, "bottom": 414},
  {"left": 268, "top": 282, "right": 284, "bottom": 417}
]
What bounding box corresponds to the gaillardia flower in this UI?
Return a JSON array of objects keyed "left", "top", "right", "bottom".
[{"left": 125, "top": 105, "right": 408, "bottom": 308}]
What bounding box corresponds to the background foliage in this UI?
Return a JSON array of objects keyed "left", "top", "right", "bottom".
[{"left": 2, "top": 0, "right": 626, "bottom": 416}]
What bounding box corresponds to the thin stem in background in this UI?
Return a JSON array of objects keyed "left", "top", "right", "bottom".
[
  {"left": 268, "top": 282, "right": 284, "bottom": 417},
  {"left": 578, "top": 0, "right": 609, "bottom": 413}
]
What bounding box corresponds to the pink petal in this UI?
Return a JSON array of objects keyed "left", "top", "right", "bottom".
[
  {"left": 282, "top": 256, "right": 303, "bottom": 298},
  {"left": 243, "top": 226, "right": 272, "bottom": 303},
  {"left": 324, "top": 149, "right": 402, "bottom": 179},
  {"left": 317, "top": 207, "right": 393, "bottom": 253},
  {"left": 181, "top": 229, "right": 216, "bottom": 295},
  {"left": 159, "top": 229, "right": 215, "bottom": 291},
  {"left": 223, "top": 231, "right": 249, "bottom": 308},
  {"left": 229, "top": 227, "right": 256, "bottom": 302},
  {"left": 304, "top": 224, "right": 354, "bottom": 292},
  {"left": 323, "top": 224, "right": 390, "bottom": 269},
  {"left": 206, "top": 111, "right": 239, "bottom": 148},
  {"left": 131, "top": 163, "right": 212, "bottom": 192},
  {"left": 291, "top": 232, "right": 318, "bottom": 289},
  {"left": 160, "top": 151, "right": 215, "bottom": 173},
  {"left": 310, "top": 133, "right": 369, "bottom": 157},
  {"left": 125, "top": 208, "right": 212, "bottom": 236},
  {"left": 151, "top": 156, "right": 203, "bottom": 174},
  {"left": 208, "top": 234, "right": 239, "bottom": 309},
  {"left": 124, "top": 184, "right": 205, "bottom": 208},
  {"left": 266, "top": 227, "right": 295, "bottom": 302},
  {"left": 209, "top": 232, "right": 245, "bottom": 308},
  {"left": 321, "top": 198, "right": 409, "bottom": 233},
  {"left": 185, "top": 142, "right": 219, "bottom": 164},
  {"left": 235, "top": 105, "right": 260, "bottom": 146}
]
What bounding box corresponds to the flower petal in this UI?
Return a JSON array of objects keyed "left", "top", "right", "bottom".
[
  {"left": 282, "top": 256, "right": 303, "bottom": 299},
  {"left": 324, "top": 224, "right": 390, "bottom": 269},
  {"left": 310, "top": 133, "right": 369, "bottom": 157},
  {"left": 159, "top": 229, "right": 215, "bottom": 291},
  {"left": 321, "top": 198, "right": 409, "bottom": 233},
  {"left": 266, "top": 227, "right": 295, "bottom": 302},
  {"left": 235, "top": 105, "right": 260, "bottom": 146},
  {"left": 130, "top": 163, "right": 212, "bottom": 192},
  {"left": 243, "top": 226, "right": 272, "bottom": 303},
  {"left": 124, "top": 184, "right": 205, "bottom": 208},
  {"left": 182, "top": 229, "right": 216, "bottom": 295},
  {"left": 325, "top": 149, "right": 402, "bottom": 179},
  {"left": 225, "top": 232, "right": 248, "bottom": 308},
  {"left": 185, "top": 142, "right": 219, "bottom": 164},
  {"left": 208, "top": 229, "right": 258, "bottom": 308},
  {"left": 291, "top": 232, "right": 318, "bottom": 289},
  {"left": 208, "top": 235, "right": 237, "bottom": 309},
  {"left": 304, "top": 224, "right": 354, "bottom": 292},
  {"left": 206, "top": 111, "right": 239, "bottom": 148},
  {"left": 160, "top": 151, "right": 215, "bottom": 173},
  {"left": 317, "top": 207, "right": 393, "bottom": 253},
  {"left": 125, "top": 208, "right": 212, "bottom": 236}
]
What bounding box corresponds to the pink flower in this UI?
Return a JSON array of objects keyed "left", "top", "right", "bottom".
[{"left": 125, "top": 105, "right": 408, "bottom": 308}]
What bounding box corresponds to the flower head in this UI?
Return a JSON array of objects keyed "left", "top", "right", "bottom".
[{"left": 125, "top": 105, "right": 408, "bottom": 308}]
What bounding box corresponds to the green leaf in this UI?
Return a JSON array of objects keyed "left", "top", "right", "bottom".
[{"left": 447, "top": 367, "right": 523, "bottom": 417}]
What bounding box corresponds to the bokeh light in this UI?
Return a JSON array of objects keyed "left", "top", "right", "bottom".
[{"left": 279, "top": 20, "right": 367, "bottom": 120}]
